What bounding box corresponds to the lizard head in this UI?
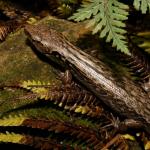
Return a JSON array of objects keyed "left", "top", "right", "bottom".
[{"left": 24, "top": 24, "right": 67, "bottom": 54}]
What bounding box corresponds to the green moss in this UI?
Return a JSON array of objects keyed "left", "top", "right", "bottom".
[{"left": 0, "top": 29, "right": 58, "bottom": 82}]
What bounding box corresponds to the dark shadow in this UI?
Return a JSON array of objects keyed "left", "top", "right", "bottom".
[
  {"left": 5, "top": 0, "right": 49, "bottom": 13},
  {"left": 0, "top": 143, "right": 34, "bottom": 150}
]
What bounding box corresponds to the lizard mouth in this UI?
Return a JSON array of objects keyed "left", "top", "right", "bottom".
[{"left": 24, "top": 24, "right": 33, "bottom": 37}]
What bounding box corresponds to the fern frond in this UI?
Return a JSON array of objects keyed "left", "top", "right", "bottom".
[
  {"left": 0, "top": 116, "right": 102, "bottom": 148},
  {"left": 133, "top": 0, "right": 150, "bottom": 14},
  {"left": 100, "top": 134, "right": 134, "bottom": 150},
  {"left": 70, "top": 0, "right": 130, "bottom": 54},
  {"left": 0, "top": 115, "right": 26, "bottom": 126},
  {"left": 137, "top": 31, "right": 150, "bottom": 53},
  {"left": 57, "top": 4, "right": 73, "bottom": 17},
  {"left": 0, "top": 20, "right": 18, "bottom": 41},
  {"left": 0, "top": 79, "right": 102, "bottom": 118},
  {"left": 0, "top": 132, "right": 80, "bottom": 149},
  {"left": 21, "top": 80, "right": 56, "bottom": 99},
  {"left": 0, "top": 131, "right": 22, "bottom": 143},
  {"left": 139, "top": 41, "right": 150, "bottom": 53},
  {"left": 21, "top": 80, "right": 52, "bottom": 90},
  {"left": 21, "top": 80, "right": 103, "bottom": 117}
]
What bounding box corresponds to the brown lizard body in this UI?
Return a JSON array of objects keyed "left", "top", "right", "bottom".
[{"left": 24, "top": 24, "right": 150, "bottom": 132}]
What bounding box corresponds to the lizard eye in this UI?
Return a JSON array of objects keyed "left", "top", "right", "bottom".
[
  {"left": 33, "top": 35, "right": 41, "bottom": 42},
  {"left": 41, "top": 40, "right": 49, "bottom": 47}
]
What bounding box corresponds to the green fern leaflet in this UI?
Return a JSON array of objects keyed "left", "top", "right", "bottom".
[
  {"left": 70, "top": 0, "right": 130, "bottom": 55},
  {"left": 133, "top": 0, "right": 150, "bottom": 14}
]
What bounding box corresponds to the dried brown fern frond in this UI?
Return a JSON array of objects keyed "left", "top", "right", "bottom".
[
  {"left": 24, "top": 118, "right": 102, "bottom": 147},
  {"left": 0, "top": 115, "right": 102, "bottom": 148},
  {"left": 126, "top": 37, "right": 150, "bottom": 83},
  {"left": 0, "top": 20, "right": 18, "bottom": 41},
  {"left": 20, "top": 79, "right": 103, "bottom": 118},
  {"left": 101, "top": 134, "right": 136, "bottom": 150},
  {"left": 0, "top": 78, "right": 103, "bottom": 118},
  {"left": 0, "top": 1, "right": 31, "bottom": 42},
  {"left": 0, "top": 10, "right": 31, "bottom": 42}
]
